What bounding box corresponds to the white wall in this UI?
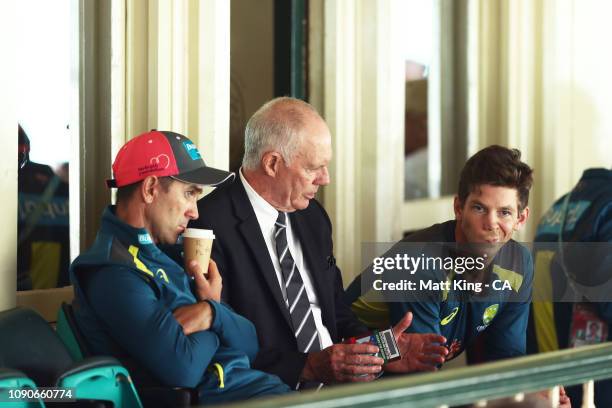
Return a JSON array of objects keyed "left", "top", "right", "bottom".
[
  {"left": 466, "top": 0, "right": 612, "bottom": 240},
  {"left": 538, "top": 0, "right": 612, "bottom": 223},
  {"left": 562, "top": 0, "right": 612, "bottom": 173}
]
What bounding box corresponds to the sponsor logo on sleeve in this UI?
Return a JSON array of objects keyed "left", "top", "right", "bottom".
[{"left": 138, "top": 233, "right": 153, "bottom": 245}]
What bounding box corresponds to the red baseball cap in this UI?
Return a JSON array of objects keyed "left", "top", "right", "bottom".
[{"left": 106, "top": 130, "right": 235, "bottom": 188}]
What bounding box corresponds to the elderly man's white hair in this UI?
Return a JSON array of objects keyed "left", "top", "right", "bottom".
[{"left": 242, "top": 97, "right": 322, "bottom": 170}]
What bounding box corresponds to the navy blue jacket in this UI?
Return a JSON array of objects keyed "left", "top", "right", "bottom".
[
  {"left": 70, "top": 207, "right": 290, "bottom": 404},
  {"left": 530, "top": 168, "right": 612, "bottom": 406}
]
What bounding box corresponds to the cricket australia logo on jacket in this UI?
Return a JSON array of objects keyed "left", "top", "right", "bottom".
[{"left": 477, "top": 304, "right": 499, "bottom": 332}]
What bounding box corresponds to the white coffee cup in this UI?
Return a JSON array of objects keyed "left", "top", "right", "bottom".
[{"left": 182, "top": 228, "right": 215, "bottom": 276}]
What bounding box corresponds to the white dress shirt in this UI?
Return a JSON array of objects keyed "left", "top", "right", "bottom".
[{"left": 239, "top": 169, "right": 333, "bottom": 349}]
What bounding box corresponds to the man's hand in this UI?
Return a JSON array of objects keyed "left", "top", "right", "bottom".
[
  {"left": 173, "top": 302, "right": 214, "bottom": 335},
  {"left": 536, "top": 386, "right": 571, "bottom": 408},
  {"left": 187, "top": 259, "right": 222, "bottom": 302},
  {"left": 300, "top": 343, "right": 384, "bottom": 384},
  {"left": 384, "top": 311, "right": 448, "bottom": 373},
  {"left": 558, "top": 386, "right": 571, "bottom": 408}
]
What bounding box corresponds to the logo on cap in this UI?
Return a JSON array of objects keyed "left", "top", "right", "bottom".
[
  {"left": 150, "top": 154, "right": 170, "bottom": 169},
  {"left": 137, "top": 154, "right": 172, "bottom": 177},
  {"left": 182, "top": 141, "right": 202, "bottom": 160}
]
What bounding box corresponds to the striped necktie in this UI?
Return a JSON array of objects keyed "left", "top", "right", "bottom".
[{"left": 275, "top": 212, "right": 321, "bottom": 353}]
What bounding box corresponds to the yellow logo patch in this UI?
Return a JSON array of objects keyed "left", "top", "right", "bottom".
[
  {"left": 441, "top": 307, "right": 459, "bottom": 326},
  {"left": 483, "top": 304, "right": 499, "bottom": 326}
]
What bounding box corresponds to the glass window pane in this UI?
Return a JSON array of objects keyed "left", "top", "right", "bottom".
[{"left": 17, "top": 0, "right": 72, "bottom": 290}]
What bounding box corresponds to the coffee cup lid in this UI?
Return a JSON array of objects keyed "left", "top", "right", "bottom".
[{"left": 183, "top": 228, "right": 215, "bottom": 239}]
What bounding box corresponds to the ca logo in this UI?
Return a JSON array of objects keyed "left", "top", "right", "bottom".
[{"left": 482, "top": 304, "right": 499, "bottom": 326}]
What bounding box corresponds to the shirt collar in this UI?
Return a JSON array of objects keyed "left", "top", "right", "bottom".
[
  {"left": 239, "top": 168, "right": 281, "bottom": 229},
  {"left": 100, "top": 205, "right": 161, "bottom": 256}
]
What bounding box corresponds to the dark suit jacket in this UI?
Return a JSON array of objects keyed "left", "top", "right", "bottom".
[{"left": 190, "top": 179, "right": 367, "bottom": 386}]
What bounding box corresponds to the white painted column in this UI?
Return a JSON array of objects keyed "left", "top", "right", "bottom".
[
  {"left": 117, "top": 0, "right": 230, "bottom": 169},
  {"left": 148, "top": 0, "right": 172, "bottom": 130},
  {"left": 195, "top": 0, "right": 231, "bottom": 170},
  {"left": 111, "top": 0, "right": 127, "bottom": 163},
  {"left": 0, "top": 0, "right": 17, "bottom": 311},
  {"left": 540, "top": 0, "right": 574, "bottom": 206},
  {"left": 358, "top": 0, "right": 405, "bottom": 243},
  {"left": 472, "top": 0, "right": 503, "bottom": 149},
  {"left": 171, "top": 0, "right": 189, "bottom": 135},
  {"left": 535, "top": 0, "right": 612, "bottom": 235},
  {"left": 125, "top": 0, "right": 148, "bottom": 141},
  {"left": 503, "top": 0, "right": 539, "bottom": 240},
  {"left": 322, "top": 0, "right": 359, "bottom": 280},
  {"left": 470, "top": 0, "right": 542, "bottom": 240},
  {"left": 505, "top": 0, "right": 537, "bottom": 154},
  {"left": 321, "top": 0, "right": 405, "bottom": 283}
]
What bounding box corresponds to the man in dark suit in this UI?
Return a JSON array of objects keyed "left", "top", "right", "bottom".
[{"left": 190, "top": 97, "right": 447, "bottom": 388}]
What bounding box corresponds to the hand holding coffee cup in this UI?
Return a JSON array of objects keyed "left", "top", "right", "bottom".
[
  {"left": 183, "top": 228, "right": 215, "bottom": 277},
  {"left": 187, "top": 258, "right": 222, "bottom": 302}
]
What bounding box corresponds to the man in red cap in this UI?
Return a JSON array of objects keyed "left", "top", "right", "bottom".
[{"left": 70, "top": 130, "right": 290, "bottom": 403}]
